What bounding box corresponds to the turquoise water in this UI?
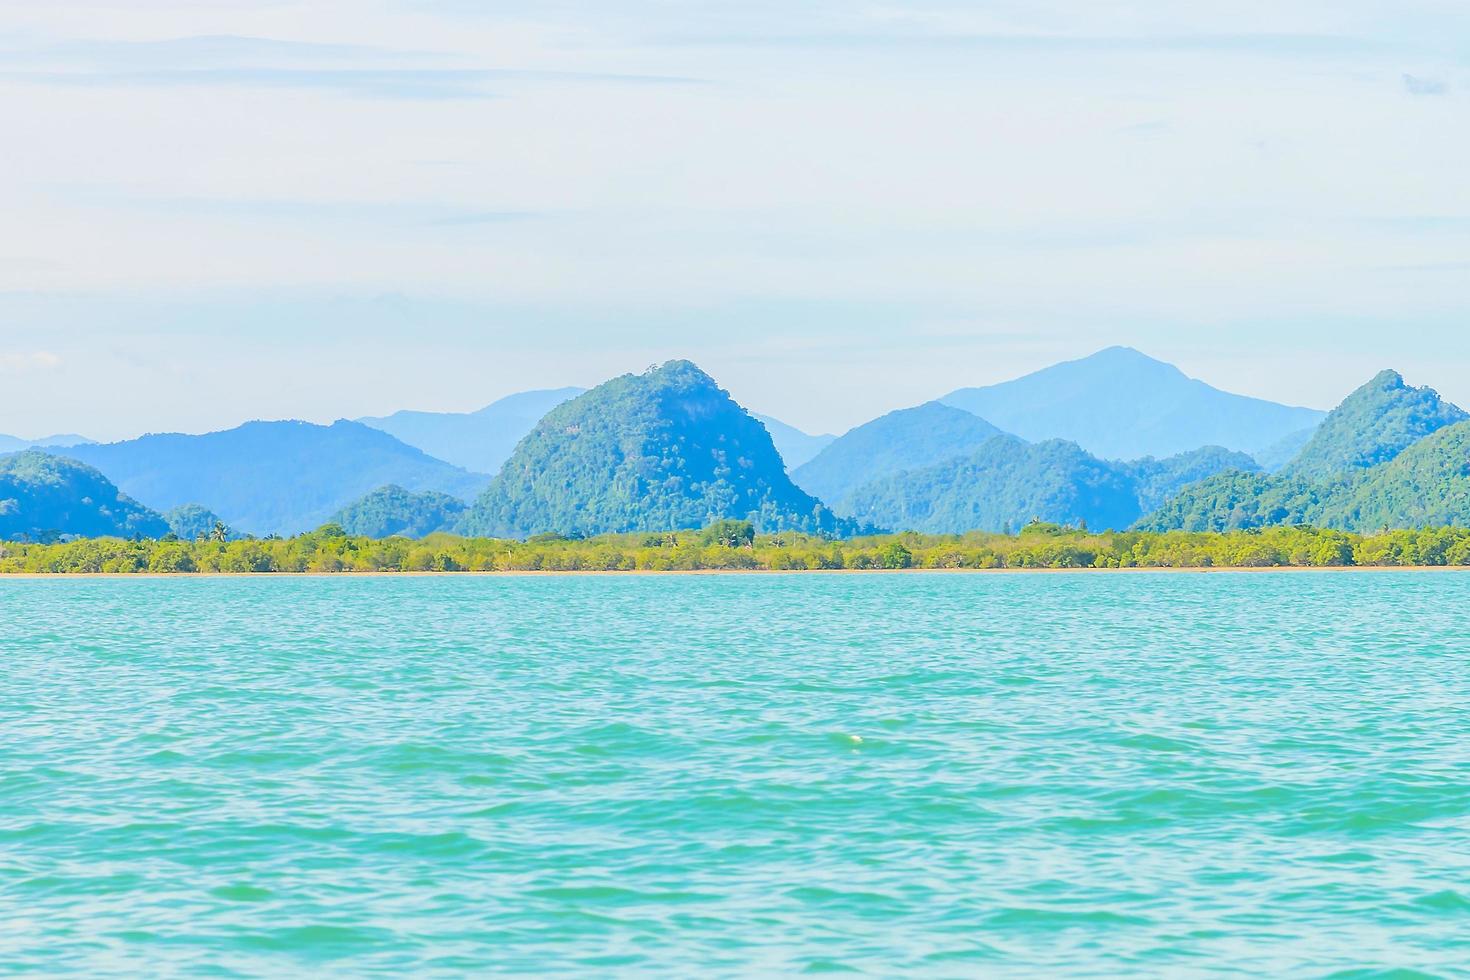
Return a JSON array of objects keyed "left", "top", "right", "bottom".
[{"left": 3, "top": 572, "right": 1469, "bottom": 976}]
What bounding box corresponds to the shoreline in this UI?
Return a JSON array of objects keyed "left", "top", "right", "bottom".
[{"left": 2, "top": 565, "right": 1468, "bottom": 580}]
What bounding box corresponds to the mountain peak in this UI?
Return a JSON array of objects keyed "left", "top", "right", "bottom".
[
  {"left": 1282, "top": 370, "right": 1468, "bottom": 481},
  {"left": 464, "top": 364, "right": 855, "bottom": 538},
  {"left": 940, "top": 348, "right": 1324, "bottom": 460}
]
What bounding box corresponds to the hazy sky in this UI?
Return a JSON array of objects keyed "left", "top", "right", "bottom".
[{"left": 2, "top": 1, "right": 1468, "bottom": 440}]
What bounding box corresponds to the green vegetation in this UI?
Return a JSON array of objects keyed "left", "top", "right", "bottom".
[
  {"left": 0, "top": 451, "right": 168, "bottom": 541},
  {"left": 1282, "top": 369, "right": 1467, "bottom": 481},
  {"left": 463, "top": 360, "right": 858, "bottom": 538},
  {"left": 1141, "top": 421, "right": 1470, "bottom": 533},
  {"left": 332, "top": 485, "right": 468, "bottom": 538},
  {"left": 164, "top": 503, "right": 227, "bottom": 540},
  {"left": 839, "top": 438, "right": 1255, "bottom": 534},
  {"left": 5, "top": 522, "right": 1470, "bottom": 573},
  {"left": 791, "top": 401, "right": 1004, "bottom": 504}
]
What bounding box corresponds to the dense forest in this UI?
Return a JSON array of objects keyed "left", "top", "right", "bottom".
[
  {"left": 839, "top": 439, "right": 1257, "bottom": 534},
  {"left": 3, "top": 521, "right": 1470, "bottom": 574},
  {"left": 1140, "top": 372, "right": 1470, "bottom": 532},
  {"left": 462, "top": 360, "right": 858, "bottom": 538},
  {"left": 0, "top": 452, "right": 168, "bottom": 541}
]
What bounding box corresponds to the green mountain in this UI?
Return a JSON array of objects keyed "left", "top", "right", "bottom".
[
  {"left": 940, "top": 346, "right": 1325, "bottom": 460},
  {"left": 164, "top": 503, "right": 228, "bottom": 540},
  {"left": 1281, "top": 370, "right": 1467, "bottom": 481},
  {"left": 752, "top": 413, "right": 835, "bottom": 470},
  {"left": 1138, "top": 372, "right": 1470, "bottom": 533},
  {"left": 1124, "top": 446, "right": 1263, "bottom": 514},
  {"left": 332, "top": 485, "right": 468, "bottom": 538},
  {"left": 837, "top": 439, "right": 1252, "bottom": 534},
  {"left": 463, "top": 360, "right": 857, "bottom": 538},
  {"left": 63, "top": 420, "right": 488, "bottom": 537},
  {"left": 1133, "top": 472, "right": 1325, "bottom": 533},
  {"left": 357, "top": 387, "right": 585, "bottom": 475},
  {"left": 840, "top": 437, "right": 1138, "bottom": 534},
  {"left": 791, "top": 401, "right": 1006, "bottom": 504},
  {"left": 1324, "top": 422, "right": 1470, "bottom": 530},
  {"left": 0, "top": 451, "right": 168, "bottom": 540}
]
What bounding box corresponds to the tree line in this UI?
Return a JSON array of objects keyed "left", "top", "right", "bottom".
[{"left": 3, "top": 521, "right": 1470, "bottom": 574}]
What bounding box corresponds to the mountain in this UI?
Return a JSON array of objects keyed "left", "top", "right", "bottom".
[
  {"left": 0, "top": 433, "right": 96, "bottom": 453},
  {"left": 332, "top": 485, "right": 467, "bottom": 538},
  {"left": 940, "top": 346, "right": 1326, "bottom": 460},
  {"left": 462, "top": 360, "right": 857, "bottom": 538},
  {"left": 62, "top": 420, "right": 489, "bottom": 536},
  {"left": 752, "top": 413, "right": 835, "bottom": 470},
  {"left": 1124, "top": 446, "right": 1263, "bottom": 514},
  {"left": 0, "top": 451, "right": 168, "bottom": 540},
  {"left": 1280, "top": 370, "right": 1468, "bottom": 481},
  {"left": 1146, "top": 421, "right": 1470, "bottom": 534},
  {"left": 791, "top": 402, "right": 1007, "bottom": 504},
  {"left": 1325, "top": 422, "right": 1470, "bottom": 530},
  {"left": 1134, "top": 472, "right": 1324, "bottom": 533},
  {"left": 164, "top": 503, "right": 228, "bottom": 540},
  {"left": 358, "top": 387, "right": 586, "bottom": 474},
  {"left": 838, "top": 439, "right": 1253, "bottom": 534},
  {"left": 840, "top": 436, "right": 1140, "bottom": 534},
  {"left": 1252, "top": 426, "right": 1319, "bottom": 472},
  {"left": 1137, "top": 372, "right": 1470, "bottom": 533}
]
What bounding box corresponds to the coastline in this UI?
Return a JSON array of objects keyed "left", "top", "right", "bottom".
[{"left": 2, "top": 565, "right": 1468, "bottom": 579}]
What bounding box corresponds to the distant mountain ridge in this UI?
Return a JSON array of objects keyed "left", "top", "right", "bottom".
[
  {"left": 0, "top": 433, "right": 96, "bottom": 454},
  {"left": 792, "top": 402, "right": 1007, "bottom": 504},
  {"left": 463, "top": 360, "right": 859, "bottom": 538},
  {"left": 940, "top": 346, "right": 1325, "bottom": 461},
  {"left": 358, "top": 387, "right": 586, "bottom": 475},
  {"left": 752, "top": 414, "right": 835, "bottom": 470},
  {"left": 60, "top": 420, "right": 489, "bottom": 536}
]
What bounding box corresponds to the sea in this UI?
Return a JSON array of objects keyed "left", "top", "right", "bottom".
[{"left": 3, "top": 571, "right": 1468, "bottom": 976}]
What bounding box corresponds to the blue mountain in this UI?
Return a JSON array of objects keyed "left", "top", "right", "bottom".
[
  {"left": 792, "top": 401, "right": 1007, "bottom": 505},
  {"left": 940, "top": 346, "right": 1325, "bottom": 461},
  {"left": 0, "top": 433, "right": 96, "bottom": 453},
  {"left": 61, "top": 420, "right": 489, "bottom": 536},
  {"left": 358, "top": 387, "right": 586, "bottom": 475},
  {"left": 752, "top": 413, "right": 835, "bottom": 470}
]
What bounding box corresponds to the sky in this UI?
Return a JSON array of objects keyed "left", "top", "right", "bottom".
[{"left": 1, "top": 0, "right": 1467, "bottom": 441}]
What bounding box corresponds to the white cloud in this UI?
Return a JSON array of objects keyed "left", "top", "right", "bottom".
[{"left": 0, "top": 351, "right": 63, "bottom": 373}]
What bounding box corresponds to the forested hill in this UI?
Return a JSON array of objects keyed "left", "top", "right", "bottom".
[
  {"left": 939, "top": 346, "right": 1325, "bottom": 460},
  {"left": 0, "top": 451, "right": 168, "bottom": 540},
  {"left": 1137, "top": 372, "right": 1470, "bottom": 533},
  {"left": 332, "top": 485, "right": 469, "bottom": 538},
  {"left": 839, "top": 438, "right": 1256, "bottom": 534},
  {"left": 1281, "top": 370, "right": 1467, "bottom": 481},
  {"left": 1139, "top": 421, "right": 1470, "bottom": 533},
  {"left": 463, "top": 360, "right": 859, "bottom": 538},
  {"left": 61, "top": 420, "right": 489, "bottom": 536},
  {"left": 791, "top": 402, "right": 1006, "bottom": 504}
]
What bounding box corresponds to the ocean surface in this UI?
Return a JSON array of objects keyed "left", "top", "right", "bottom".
[{"left": 3, "top": 572, "right": 1469, "bottom": 976}]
